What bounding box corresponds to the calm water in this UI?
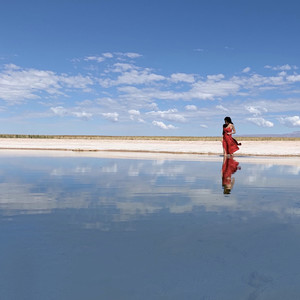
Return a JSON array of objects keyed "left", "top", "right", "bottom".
[{"left": 0, "top": 153, "right": 300, "bottom": 300}]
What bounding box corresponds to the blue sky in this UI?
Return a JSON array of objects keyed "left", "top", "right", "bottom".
[{"left": 1, "top": 0, "right": 300, "bottom": 136}]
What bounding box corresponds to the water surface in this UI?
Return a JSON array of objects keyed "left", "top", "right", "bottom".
[{"left": 0, "top": 153, "right": 300, "bottom": 300}]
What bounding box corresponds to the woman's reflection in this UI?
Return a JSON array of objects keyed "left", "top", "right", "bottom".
[{"left": 222, "top": 157, "right": 241, "bottom": 194}]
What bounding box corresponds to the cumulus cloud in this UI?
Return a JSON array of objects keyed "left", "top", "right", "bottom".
[
  {"left": 84, "top": 56, "right": 106, "bottom": 63},
  {"left": 242, "top": 67, "right": 251, "bottom": 73},
  {"left": 84, "top": 52, "right": 141, "bottom": 64},
  {"left": 0, "top": 64, "right": 93, "bottom": 102},
  {"left": 51, "top": 106, "right": 67, "bottom": 117},
  {"left": 185, "top": 105, "right": 197, "bottom": 111},
  {"left": 148, "top": 102, "right": 158, "bottom": 110},
  {"left": 3, "top": 56, "right": 300, "bottom": 137},
  {"left": 170, "top": 73, "right": 195, "bottom": 83},
  {"left": 216, "top": 105, "right": 228, "bottom": 112},
  {"left": 147, "top": 109, "right": 186, "bottom": 123},
  {"left": 98, "top": 59, "right": 300, "bottom": 104},
  {"left": 99, "top": 67, "right": 165, "bottom": 87},
  {"left": 190, "top": 79, "right": 240, "bottom": 100},
  {"left": 264, "top": 64, "right": 298, "bottom": 71},
  {"left": 102, "top": 52, "right": 114, "bottom": 58},
  {"left": 128, "top": 109, "right": 145, "bottom": 122},
  {"left": 118, "top": 77, "right": 244, "bottom": 103},
  {"left": 286, "top": 75, "right": 300, "bottom": 83},
  {"left": 72, "top": 111, "right": 93, "bottom": 119},
  {"left": 51, "top": 106, "right": 92, "bottom": 120},
  {"left": 111, "top": 63, "right": 135, "bottom": 72},
  {"left": 245, "top": 105, "right": 267, "bottom": 116},
  {"left": 279, "top": 116, "right": 300, "bottom": 127},
  {"left": 128, "top": 109, "right": 140, "bottom": 116},
  {"left": 123, "top": 52, "right": 142, "bottom": 58},
  {"left": 247, "top": 117, "right": 274, "bottom": 127},
  {"left": 116, "top": 77, "right": 241, "bottom": 102},
  {"left": 207, "top": 74, "right": 225, "bottom": 81},
  {"left": 102, "top": 112, "right": 119, "bottom": 122},
  {"left": 152, "top": 121, "right": 176, "bottom": 130}
]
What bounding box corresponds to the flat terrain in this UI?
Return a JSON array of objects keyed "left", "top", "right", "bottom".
[{"left": 0, "top": 137, "right": 299, "bottom": 157}]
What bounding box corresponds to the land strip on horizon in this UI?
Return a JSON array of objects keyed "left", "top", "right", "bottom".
[{"left": 0, "top": 134, "right": 300, "bottom": 141}]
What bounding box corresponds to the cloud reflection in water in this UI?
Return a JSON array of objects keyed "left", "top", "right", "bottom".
[{"left": 0, "top": 155, "right": 299, "bottom": 223}]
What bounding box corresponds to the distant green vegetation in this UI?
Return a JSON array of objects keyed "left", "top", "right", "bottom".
[{"left": 0, "top": 134, "right": 299, "bottom": 141}]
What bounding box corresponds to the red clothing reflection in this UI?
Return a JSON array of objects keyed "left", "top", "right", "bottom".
[{"left": 222, "top": 157, "right": 240, "bottom": 194}]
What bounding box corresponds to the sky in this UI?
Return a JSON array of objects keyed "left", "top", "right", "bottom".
[{"left": 1, "top": 0, "right": 300, "bottom": 136}]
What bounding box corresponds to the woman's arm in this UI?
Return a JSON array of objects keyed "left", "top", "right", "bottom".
[
  {"left": 231, "top": 124, "right": 236, "bottom": 134},
  {"left": 227, "top": 124, "right": 236, "bottom": 135}
]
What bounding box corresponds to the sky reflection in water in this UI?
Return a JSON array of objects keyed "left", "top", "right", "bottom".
[{"left": 0, "top": 154, "right": 300, "bottom": 300}]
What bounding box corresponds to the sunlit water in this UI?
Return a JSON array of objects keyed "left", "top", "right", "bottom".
[{"left": 0, "top": 153, "right": 300, "bottom": 300}]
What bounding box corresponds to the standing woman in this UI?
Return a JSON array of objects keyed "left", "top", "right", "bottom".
[{"left": 222, "top": 116, "right": 239, "bottom": 156}]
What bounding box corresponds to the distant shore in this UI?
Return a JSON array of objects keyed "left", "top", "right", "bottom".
[
  {"left": 0, "top": 134, "right": 299, "bottom": 141},
  {"left": 0, "top": 137, "right": 300, "bottom": 157}
]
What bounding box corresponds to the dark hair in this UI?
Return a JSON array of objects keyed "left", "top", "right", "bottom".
[
  {"left": 222, "top": 123, "right": 227, "bottom": 135},
  {"left": 223, "top": 186, "right": 231, "bottom": 194},
  {"left": 224, "top": 116, "right": 233, "bottom": 124}
]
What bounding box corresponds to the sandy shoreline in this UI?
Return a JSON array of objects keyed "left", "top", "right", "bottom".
[{"left": 0, "top": 138, "right": 299, "bottom": 156}]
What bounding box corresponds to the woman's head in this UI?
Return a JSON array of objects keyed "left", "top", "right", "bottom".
[
  {"left": 224, "top": 116, "right": 233, "bottom": 124},
  {"left": 223, "top": 185, "right": 232, "bottom": 194}
]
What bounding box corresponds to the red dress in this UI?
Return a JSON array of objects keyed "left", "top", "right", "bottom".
[
  {"left": 222, "top": 157, "right": 240, "bottom": 186},
  {"left": 222, "top": 126, "right": 239, "bottom": 155}
]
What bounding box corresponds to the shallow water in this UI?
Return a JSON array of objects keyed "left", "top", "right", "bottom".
[{"left": 0, "top": 154, "right": 300, "bottom": 300}]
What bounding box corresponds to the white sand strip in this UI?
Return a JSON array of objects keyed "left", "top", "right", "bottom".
[{"left": 0, "top": 138, "right": 299, "bottom": 157}]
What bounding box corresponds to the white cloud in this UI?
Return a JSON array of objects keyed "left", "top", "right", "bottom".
[
  {"left": 147, "top": 109, "right": 186, "bottom": 123},
  {"left": 238, "top": 99, "right": 300, "bottom": 115},
  {"left": 84, "top": 52, "right": 141, "bottom": 64},
  {"left": 117, "top": 77, "right": 241, "bottom": 102},
  {"left": 207, "top": 74, "right": 225, "bottom": 81},
  {"left": 242, "top": 67, "right": 251, "bottom": 73},
  {"left": 72, "top": 111, "right": 93, "bottom": 119},
  {"left": 102, "top": 112, "right": 119, "bottom": 122},
  {"left": 128, "top": 109, "right": 140, "bottom": 116},
  {"left": 279, "top": 116, "right": 300, "bottom": 127},
  {"left": 152, "top": 121, "right": 176, "bottom": 130},
  {"left": 111, "top": 63, "right": 135, "bottom": 72},
  {"left": 0, "top": 64, "right": 93, "bottom": 102},
  {"left": 200, "top": 124, "right": 208, "bottom": 128},
  {"left": 148, "top": 102, "right": 158, "bottom": 110},
  {"left": 245, "top": 105, "right": 266, "bottom": 116},
  {"left": 247, "top": 117, "right": 274, "bottom": 127},
  {"left": 286, "top": 75, "right": 300, "bottom": 83},
  {"left": 84, "top": 56, "right": 105, "bottom": 63},
  {"left": 59, "top": 74, "right": 93, "bottom": 89},
  {"left": 264, "top": 64, "right": 298, "bottom": 71},
  {"left": 123, "top": 52, "right": 142, "bottom": 58},
  {"left": 51, "top": 106, "right": 92, "bottom": 120},
  {"left": 170, "top": 73, "right": 195, "bottom": 83},
  {"left": 216, "top": 105, "right": 228, "bottom": 112},
  {"left": 98, "top": 59, "right": 300, "bottom": 104},
  {"left": 102, "top": 52, "right": 113, "bottom": 58},
  {"left": 128, "top": 109, "right": 145, "bottom": 122},
  {"left": 190, "top": 79, "right": 240, "bottom": 100},
  {"left": 185, "top": 105, "right": 197, "bottom": 111},
  {"left": 99, "top": 68, "right": 165, "bottom": 87},
  {"left": 51, "top": 106, "right": 67, "bottom": 117},
  {"left": 3, "top": 56, "right": 300, "bottom": 137}
]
